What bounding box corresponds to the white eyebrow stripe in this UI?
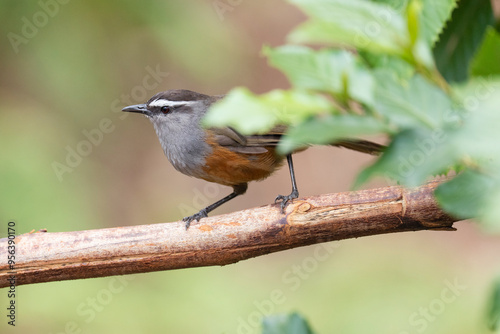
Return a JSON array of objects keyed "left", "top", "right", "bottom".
[{"left": 149, "top": 99, "right": 195, "bottom": 107}]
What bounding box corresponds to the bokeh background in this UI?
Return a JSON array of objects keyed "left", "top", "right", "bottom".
[{"left": 1, "top": 1, "right": 500, "bottom": 333}]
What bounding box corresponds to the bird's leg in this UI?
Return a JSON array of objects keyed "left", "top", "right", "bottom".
[
  {"left": 275, "top": 154, "right": 299, "bottom": 213},
  {"left": 183, "top": 183, "right": 247, "bottom": 229}
]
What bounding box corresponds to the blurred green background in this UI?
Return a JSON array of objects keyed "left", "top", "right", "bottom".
[{"left": 1, "top": 1, "right": 500, "bottom": 333}]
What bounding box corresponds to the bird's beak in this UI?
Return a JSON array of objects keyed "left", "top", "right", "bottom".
[{"left": 122, "top": 104, "right": 148, "bottom": 114}]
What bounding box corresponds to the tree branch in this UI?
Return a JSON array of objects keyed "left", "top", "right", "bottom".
[{"left": 0, "top": 180, "right": 458, "bottom": 288}]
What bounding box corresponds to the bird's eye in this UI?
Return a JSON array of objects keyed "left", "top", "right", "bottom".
[{"left": 161, "top": 106, "right": 170, "bottom": 114}]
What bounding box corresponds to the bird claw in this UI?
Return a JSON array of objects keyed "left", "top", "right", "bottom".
[
  {"left": 182, "top": 209, "right": 208, "bottom": 229},
  {"left": 274, "top": 190, "right": 299, "bottom": 214}
]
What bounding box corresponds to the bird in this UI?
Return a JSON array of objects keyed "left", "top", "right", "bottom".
[{"left": 122, "top": 89, "right": 384, "bottom": 229}]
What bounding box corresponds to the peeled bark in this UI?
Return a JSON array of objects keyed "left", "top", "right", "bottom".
[{"left": 0, "top": 180, "right": 457, "bottom": 288}]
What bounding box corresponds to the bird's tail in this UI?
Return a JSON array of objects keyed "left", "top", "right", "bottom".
[{"left": 333, "top": 139, "right": 385, "bottom": 156}]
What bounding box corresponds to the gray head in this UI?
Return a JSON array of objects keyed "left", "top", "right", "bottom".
[
  {"left": 122, "top": 89, "right": 217, "bottom": 177},
  {"left": 122, "top": 89, "right": 214, "bottom": 119}
]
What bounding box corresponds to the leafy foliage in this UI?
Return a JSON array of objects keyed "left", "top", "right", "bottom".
[
  {"left": 287, "top": 0, "right": 409, "bottom": 56},
  {"left": 433, "top": 0, "right": 495, "bottom": 82},
  {"left": 202, "top": 88, "right": 331, "bottom": 134},
  {"left": 204, "top": 0, "right": 500, "bottom": 232},
  {"left": 470, "top": 27, "right": 500, "bottom": 77},
  {"left": 262, "top": 313, "right": 315, "bottom": 334},
  {"left": 264, "top": 46, "right": 375, "bottom": 105}
]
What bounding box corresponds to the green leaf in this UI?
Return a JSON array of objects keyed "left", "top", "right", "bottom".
[
  {"left": 371, "top": 0, "right": 408, "bottom": 12},
  {"left": 482, "top": 186, "right": 500, "bottom": 233},
  {"left": 373, "top": 72, "right": 453, "bottom": 129},
  {"left": 357, "top": 78, "right": 500, "bottom": 223},
  {"left": 432, "top": 79, "right": 500, "bottom": 227},
  {"left": 360, "top": 52, "right": 416, "bottom": 80},
  {"left": 469, "top": 27, "right": 500, "bottom": 77},
  {"left": 264, "top": 45, "right": 375, "bottom": 105},
  {"left": 262, "top": 313, "right": 315, "bottom": 334},
  {"left": 487, "top": 278, "right": 500, "bottom": 331},
  {"left": 372, "top": 0, "right": 456, "bottom": 46},
  {"left": 419, "top": 0, "right": 456, "bottom": 46},
  {"left": 450, "top": 78, "right": 500, "bottom": 159},
  {"left": 278, "top": 113, "right": 390, "bottom": 154},
  {"left": 203, "top": 88, "right": 332, "bottom": 134},
  {"left": 354, "top": 128, "right": 456, "bottom": 188},
  {"left": 434, "top": 170, "right": 493, "bottom": 219},
  {"left": 433, "top": 0, "right": 495, "bottom": 82},
  {"left": 437, "top": 167, "right": 500, "bottom": 232},
  {"left": 287, "top": 0, "right": 410, "bottom": 57}
]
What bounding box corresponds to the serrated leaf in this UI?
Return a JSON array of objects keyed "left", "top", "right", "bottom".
[
  {"left": 420, "top": 0, "right": 456, "bottom": 46},
  {"left": 318, "top": 0, "right": 455, "bottom": 50},
  {"left": 373, "top": 72, "right": 453, "bottom": 129},
  {"left": 287, "top": 0, "right": 410, "bottom": 56},
  {"left": 278, "top": 113, "right": 390, "bottom": 154},
  {"left": 358, "top": 78, "right": 500, "bottom": 224},
  {"left": 432, "top": 79, "right": 500, "bottom": 227},
  {"left": 203, "top": 88, "right": 332, "bottom": 134},
  {"left": 262, "top": 313, "right": 315, "bottom": 334},
  {"left": 469, "top": 27, "right": 500, "bottom": 77},
  {"left": 433, "top": 0, "right": 495, "bottom": 82},
  {"left": 354, "top": 128, "right": 456, "bottom": 188},
  {"left": 264, "top": 45, "right": 375, "bottom": 105},
  {"left": 373, "top": 0, "right": 457, "bottom": 47}
]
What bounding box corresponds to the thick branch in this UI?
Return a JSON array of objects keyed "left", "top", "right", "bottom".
[{"left": 0, "top": 180, "right": 458, "bottom": 288}]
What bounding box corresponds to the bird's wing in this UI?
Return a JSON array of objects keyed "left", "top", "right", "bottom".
[
  {"left": 210, "top": 125, "right": 384, "bottom": 156},
  {"left": 209, "top": 126, "right": 286, "bottom": 154}
]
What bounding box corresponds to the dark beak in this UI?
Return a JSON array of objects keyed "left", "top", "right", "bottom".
[{"left": 122, "top": 104, "right": 148, "bottom": 114}]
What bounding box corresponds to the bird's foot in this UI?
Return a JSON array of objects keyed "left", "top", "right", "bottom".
[
  {"left": 182, "top": 209, "right": 208, "bottom": 229},
  {"left": 274, "top": 189, "right": 299, "bottom": 214}
]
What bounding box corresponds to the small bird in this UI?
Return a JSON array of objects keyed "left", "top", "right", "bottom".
[{"left": 122, "top": 89, "right": 384, "bottom": 228}]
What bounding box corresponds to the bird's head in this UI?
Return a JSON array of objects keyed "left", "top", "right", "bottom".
[{"left": 122, "top": 89, "right": 214, "bottom": 122}]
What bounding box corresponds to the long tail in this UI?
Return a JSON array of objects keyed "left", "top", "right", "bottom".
[
  {"left": 240, "top": 124, "right": 385, "bottom": 155},
  {"left": 333, "top": 139, "right": 385, "bottom": 156}
]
